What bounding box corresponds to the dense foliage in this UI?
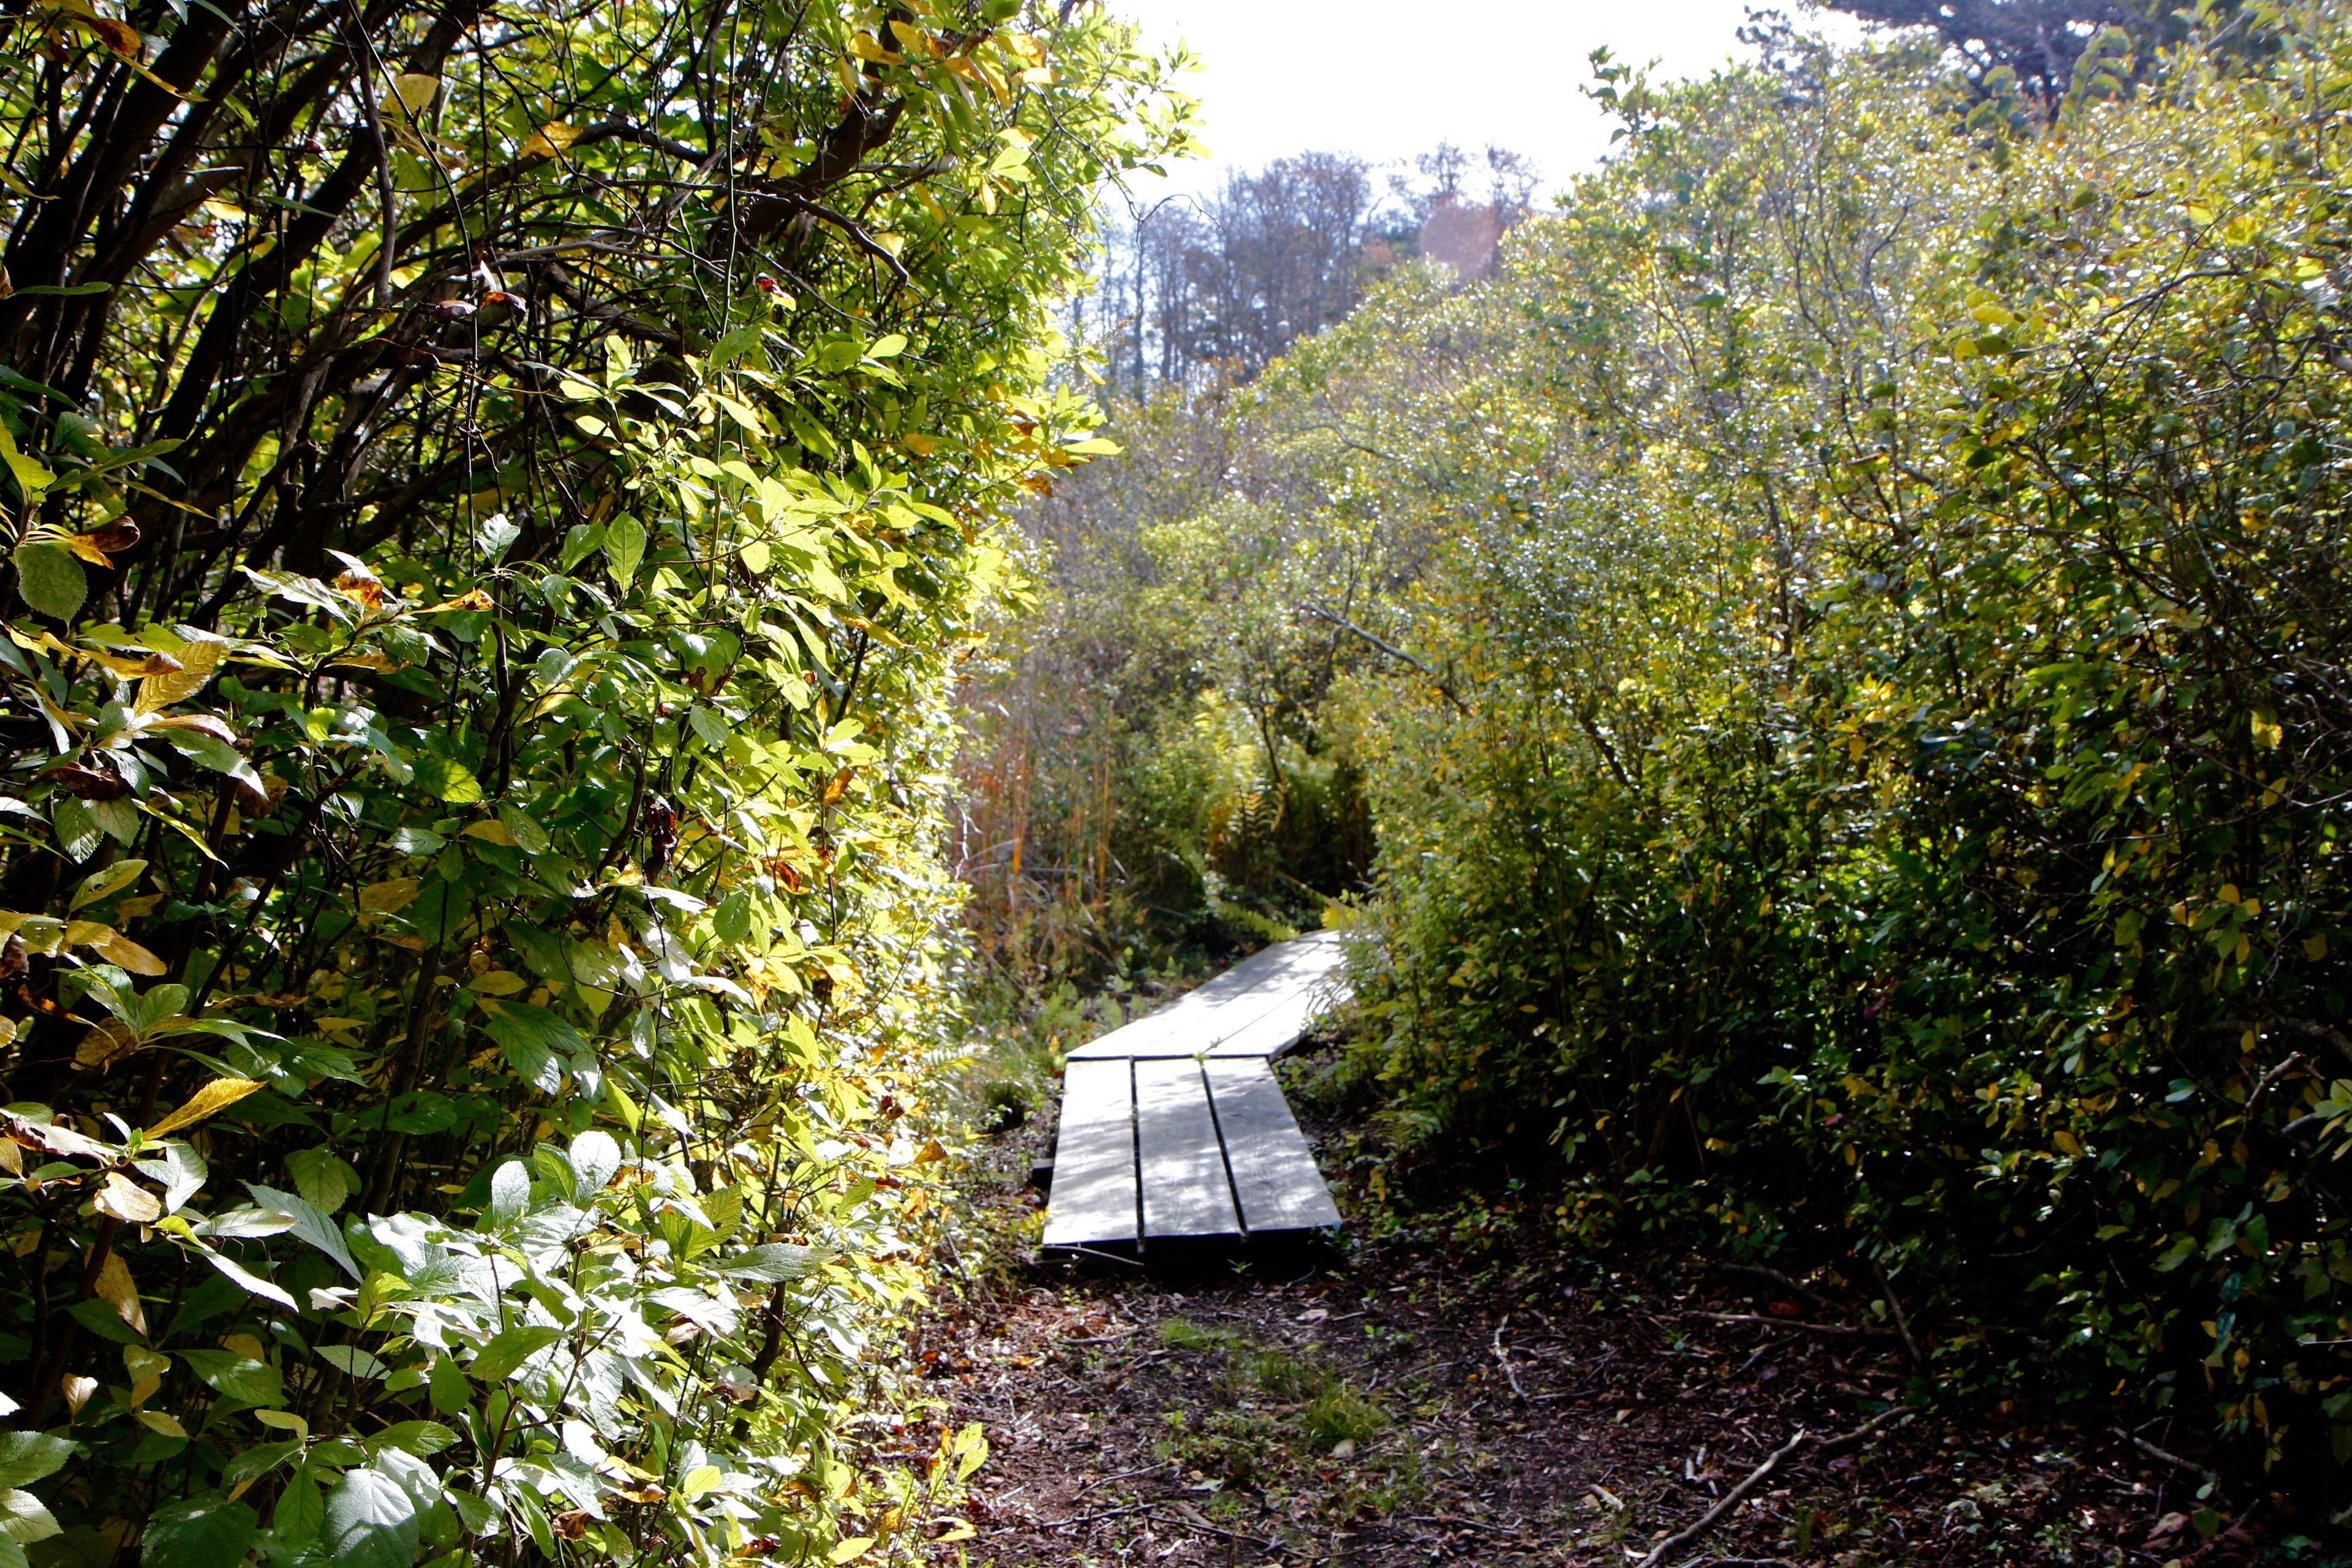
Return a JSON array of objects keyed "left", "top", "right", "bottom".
[
  {"left": 991, "top": 5, "right": 2352, "bottom": 1501},
  {"left": 0, "top": 0, "right": 1177, "bottom": 1563}
]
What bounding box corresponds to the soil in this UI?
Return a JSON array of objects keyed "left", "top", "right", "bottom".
[{"left": 914, "top": 1042, "right": 2294, "bottom": 1568}]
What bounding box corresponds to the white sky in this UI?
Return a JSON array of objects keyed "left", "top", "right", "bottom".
[{"left": 1109, "top": 0, "right": 1870, "bottom": 206}]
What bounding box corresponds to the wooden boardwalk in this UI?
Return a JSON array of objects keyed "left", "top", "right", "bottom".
[{"left": 1042, "top": 930, "right": 1347, "bottom": 1253}]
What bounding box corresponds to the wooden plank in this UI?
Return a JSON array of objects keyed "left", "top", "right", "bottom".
[
  {"left": 1202, "top": 987, "right": 1331, "bottom": 1058},
  {"left": 1065, "top": 930, "right": 1351, "bottom": 1061},
  {"left": 1204, "top": 1060, "right": 1341, "bottom": 1232},
  {"left": 1134, "top": 1058, "right": 1240, "bottom": 1238},
  {"left": 1041, "top": 1058, "right": 1138, "bottom": 1247}
]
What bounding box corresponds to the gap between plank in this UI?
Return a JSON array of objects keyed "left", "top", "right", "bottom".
[
  {"left": 1199, "top": 1057, "right": 1250, "bottom": 1240},
  {"left": 1127, "top": 1057, "right": 1145, "bottom": 1256}
]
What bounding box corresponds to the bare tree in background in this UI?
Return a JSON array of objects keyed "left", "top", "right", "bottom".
[{"left": 1083, "top": 144, "right": 1535, "bottom": 390}]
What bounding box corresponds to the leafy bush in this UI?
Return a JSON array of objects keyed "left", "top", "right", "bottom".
[
  {"left": 0, "top": 1, "right": 1177, "bottom": 1563},
  {"left": 1323, "top": 21, "right": 2352, "bottom": 1485}
]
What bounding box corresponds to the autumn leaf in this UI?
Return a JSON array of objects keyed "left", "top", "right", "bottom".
[
  {"left": 91, "top": 1251, "right": 146, "bottom": 1335},
  {"left": 94, "top": 1171, "right": 162, "bottom": 1224},
  {"left": 521, "top": 121, "right": 582, "bottom": 158},
  {"left": 145, "top": 1077, "right": 267, "bottom": 1140}
]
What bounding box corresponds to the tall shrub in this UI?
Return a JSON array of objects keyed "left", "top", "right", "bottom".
[{"left": 0, "top": 0, "right": 1176, "bottom": 1562}]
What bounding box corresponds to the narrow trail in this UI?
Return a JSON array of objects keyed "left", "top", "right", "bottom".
[{"left": 926, "top": 1044, "right": 2230, "bottom": 1567}]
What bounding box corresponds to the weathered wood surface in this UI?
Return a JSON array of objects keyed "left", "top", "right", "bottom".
[
  {"left": 1204, "top": 1059, "right": 1343, "bottom": 1232},
  {"left": 1044, "top": 930, "right": 1349, "bottom": 1251},
  {"left": 1134, "top": 1060, "right": 1240, "bottom": 1238},
  {"left": 1063, "top": 929, "right": 1349, "bottom": 1061},
  {"left": 1038, "top": 1058, "right": 1137, "bottom": 1249}
]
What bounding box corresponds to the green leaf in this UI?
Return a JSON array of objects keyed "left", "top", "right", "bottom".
[
  {"left": 360, "top": 1420, "right": 456, "bottom": 1457},
  {"left": 713, "top": 1242, "right": 819, "bottom": 1283},
  {"left": 315, "top": 1345, "right": 386, "bottom": 1379},
  {"left": 486, "top": 1159, "right": 530, "bottom": 1224},
  {"left": 70, "top": 858, "right": 146, "bottom": 910},
  {"left": 273, "top": 1469, "right": 323, "bottom": 1550},
  {"left": 475, "top": 999, "right": 583, "bottom": 1095},
  {"left": 12, "top": 543, "right": 86, "bottom": 623},
  {"left": 0, "top": 1434, "right": 74, "bottom": 1490},
  {"left": 159, "top": 729, "right": 263, "bottom": 793},
  {"left": 318, "top": 1469, "right": 417, "bottom": 1568},
  {"left": 605, "top": 516, "right": 646, "bottom": 585},
  {"left": 0, "top": 1489, "right": 57, "bottom": 1545},
  {"left": 178, "top": 1349, "right": 284, "bottom": 1407},
  {"left": 428, "top": 1357, "right": 468, "bottom": 1416},
  {"left": 466, "top": 1324, "right": 562, "bottom": 1381},
  {"left": 66, "top": 1297, "right": 144, "bottom": 1345},
  {"left": 286, "top": 1147, "right": 358, "bottom": 1215},
  {"left": 197, "top": 1248, "right": 297, "bottom": 1310},
  {"left": 140, "top": 1496, "right": 258, "bottom": 1568},
  {"left": 407, "top": 756, "right": 482, "bottom": 805},
  {"left": 0, "top": 422, "right": 54, "bottom": 507},
  {"left": 241, "top": 1185, "right": 360, "bottom": 1280},
  {"left": 219, "top": 1439, "right": 302, "bottom": 1485}
]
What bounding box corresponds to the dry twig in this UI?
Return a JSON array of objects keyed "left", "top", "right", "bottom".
[
  {"left": 2112, "top": 1427, "right": 2225, "bottom": 1499},
  {"left": 1637, "top": 1408, "right": 1913, "bottom": 1568},
  {"left": 1492, "top": 1314, "right": 1531, "bottom": 1403},
  {"left": 1693, "top": 1311, "right": 1900, "bottom": 1340},
  {"left": 1871, "top": 1260, "right": 1924, "bottom": 1370}
]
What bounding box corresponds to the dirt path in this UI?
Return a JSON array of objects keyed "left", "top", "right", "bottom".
[{"left": 920, "top": 1049, "right": 2261, "bottom": 1567}]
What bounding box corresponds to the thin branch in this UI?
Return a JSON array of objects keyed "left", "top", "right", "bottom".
[
  {"left": 1638, "top": 1408, "right": 1912, "bottom": 1568},
  {"left": 1297, "top": 602, "right": 1467, "bottom": 713},
  {"left": 2112, "top": 1427, "right": 2225, "bottom": 1499}
]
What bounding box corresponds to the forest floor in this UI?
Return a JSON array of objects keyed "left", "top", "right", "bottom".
[{"left": 918, "top": 1041, "right": 2288, "bottom": 1568}]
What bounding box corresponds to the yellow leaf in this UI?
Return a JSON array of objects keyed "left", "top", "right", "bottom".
[
  {"left": 390, "top": 72, "right": 439, "bottom": 117},
  {"left": 912, "top": 1139, "right": 946, "bottom": 1164},
  {"left": 930, "top": 1520, "right": 976, "bottom": 1544},
  {"left": 135, "top": 637, "right": 222, "bottom": 712},
  {"left": 94, "top": 1171, "right": 161, "bottom": 1224},
  {"left": 124, "top": 1345, "right": 167, "bottom": 1398},
  {"left": 829, "top": 1538, "right": 876, "bottom": 1564},
  {"left": 846, "top": 32, "right": 899, "bottom": 63},
  {"left": 467, "top": 970, "right": 528, "bottom": 997},
  {"left": 135, "top": 1409, "right": 187, "bottom": 1438},
  {"left": 222, "top": 1333, "right": 268, "bottom": 1360},
  {"left": 144, "top": 1077, "right": 267, "bottom": 1140},
  {"left": 74, "top": 1020, "right": 140, "bottom": 1071},
  {"left": 2053, "top": 1129, "right": 2082, "bottom": 1157},
  {"left": 253, "top": 1406, "right": 307, "bottom": 1439},
  {"left": 70, "top": 858, "right": 148, "bottom": 910},
  {"left": 91, "top": 930, "right": 167, "bottom": 976},
  {"left": 459, "top": 820, "right": 516, "bottom": 846},
  {"left": 358, "top": 878, "right": 421, "bottom": 915},
  {"left": 92, "top": 1251, "right": 146, "bottom": 1335},
  {"left": 2304, "top": 934, "right": 2328, "bottom": 960},
  {"left": 58, "top": 1376, "right": 96, "bottom": 1414},
  {"left": 521, "top": 121, "right": 581, "bottom": 158}
]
